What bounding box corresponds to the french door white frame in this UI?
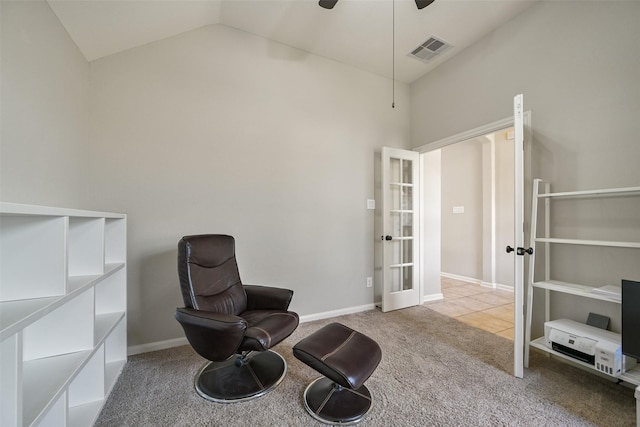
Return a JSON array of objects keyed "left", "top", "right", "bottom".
[
  {"left": 414, "top": 109, "right": 532, "bottom": 379},
  {"left": 381, "top": 147, "right": 421, "bottom": 312}
]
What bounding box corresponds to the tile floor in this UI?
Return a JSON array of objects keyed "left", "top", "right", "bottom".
[{"left": 423, "top": 276, "right": 515, "bottom": 340}]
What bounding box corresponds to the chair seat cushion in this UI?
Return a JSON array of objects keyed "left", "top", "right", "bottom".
[
  {"left": 293, "top": 323, "right": 382, "bottom": 390},
  {"left": 241, "top": 310, "right": 299, "bottom": 351}
]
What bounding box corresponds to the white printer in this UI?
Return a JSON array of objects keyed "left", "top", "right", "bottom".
[{"left": 544, "top": 319, "right": 636, "bottom": 378}]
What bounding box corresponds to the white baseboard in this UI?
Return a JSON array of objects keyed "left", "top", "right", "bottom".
[
  {"left": 480, "top": 281, "right": 514, "bottom": 292},
  {"left": 127, "top": 303, "right": 377, "bottom": 356},
  {"left": 298, "top": 303, "right": 376, "bottom": 323},
  {"left": 495, "top": 283, "right": 514, "bottom": 292},
  {"left": 443, "top": 273, "right": 514, "bottom": 293},
  {"left": 128, "top": 337, "right": 188, "bottom": 356},
  {"left": 377, "top": 294, "right": 444, "bottom": 306},
  {"left": 441, "top": 272, "right": 482, "bottom": 285},
  {"left": 422, "top": 293, "right": 444, "bottom": 303}
]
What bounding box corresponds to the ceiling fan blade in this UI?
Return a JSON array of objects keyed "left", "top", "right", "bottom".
[
  {"left": 319, "top": 0, "right": 339, "bottom": 9},
  {"left": 415, "top": 0, "right": 435, "bottom": 9}
]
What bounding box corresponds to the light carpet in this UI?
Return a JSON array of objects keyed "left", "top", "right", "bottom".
[{"left": 96, "top": 306, "right": 635, "bottom": 426}]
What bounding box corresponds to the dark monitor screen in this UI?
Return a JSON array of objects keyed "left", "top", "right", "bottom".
[{"left": 622, "top": 279, "right": 640, "bottom": 360}]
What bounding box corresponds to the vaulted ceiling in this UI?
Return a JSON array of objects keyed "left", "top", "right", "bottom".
[{"left": 48, "top": 0, "right": 536, "bottom": 84}]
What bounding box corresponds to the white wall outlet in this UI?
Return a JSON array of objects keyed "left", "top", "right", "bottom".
[
  {"left": 366, "top": 277, "right": 373, "bottom": 288},
  {"left": 453, "top": 206, "right": 465, "bottom": 214},
  {"left": 367, "top": 199, "right": 376, "bottom": 210}
]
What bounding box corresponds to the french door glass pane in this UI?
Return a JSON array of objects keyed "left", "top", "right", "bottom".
[
  {"left": 390, "top": 241, "right": 401, "bottom": 265},
  {"left": 391, "top": 185, "right": 400, "bottom": 210},
  {"left": 403, "top": 265, "right": 413, "bottom": 290},
  {"left": 402, "top": 159, "right": 412, "bottom": 183},
  {"left": 390, "top": 158, "right": 401, "bottom": 183},
  {"left": 403, "top": 239, "right": 413, "bottom": 263},
  {"left": 402, "top": 186, "right": 413, "bottom": 210},
  {"left": 391, "top": 212, "right": 401, "bottom": 237},
  {"left": 402, "top": 213, "right": 412, "bottom": 236},
  {"left": 391, "top": 267, "right": 401, "bottom": 293}
]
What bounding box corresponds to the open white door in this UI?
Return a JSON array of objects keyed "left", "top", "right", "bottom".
[
  {"left": 507, "top": 94, "right": 527, "bottom": 378},
  {"left": 414, "top": 96, "right": 530, "bottom": 378},
  {"left": 381, "top": 147, "right": 420, "bottom": 312}
]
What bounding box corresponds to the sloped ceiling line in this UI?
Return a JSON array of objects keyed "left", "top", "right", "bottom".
[{"left": 47, "top": 0, "right": 536, "bottom": 84}]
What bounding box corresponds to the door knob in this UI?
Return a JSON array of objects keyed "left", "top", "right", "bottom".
[
  {"left": 506, "top": 246, "right": 533, "bottom": 255},
  {"left": 518, "top": 247, "right": 534, "bottom": 255},
  {"left": 381, "top": 235, "right": 393, "bottom": 241}
]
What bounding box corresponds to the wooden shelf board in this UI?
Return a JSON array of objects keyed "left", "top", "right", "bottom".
[
  {"left": 68, "top": 263, "right": 124, "bottom": 292},
  {"left": 535, "top": 237, "right": 640, "bottom": 248},
  {"left": 538, "top": 186, "right": 640, "bottom": 199},
  {"left": 0, "top": 202, "right": 125, "bottom": 219},
  {"left": 67, "top": 274, "right": 103, "bottom": 294},
  {"left": 0, "top": 263, "right": 125, "bottom": 341},
  {"left": 23, "top": 350, "right": 91, "bottom": 427},
  {"left": 68, "top": 400, "right": 104, "bottom": 427},
  {"left": 532, "top": 280, "right": 621, "bottom": 303},
  {"left": 530, "top": 338, "right": 639, "bottom": 386},
  {"left": 0, "top": 296, "right": 59, "bottom": 341},
  {"left": 95, "top": 312, "right": 126, "bottom": 346},
  {"left": 620, "top": 366, "right": 640, "bottom": 385}
]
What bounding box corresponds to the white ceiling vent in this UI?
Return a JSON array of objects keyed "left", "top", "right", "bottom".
[{"left": 409, "top": 36, "right": 451, "bottom": 63}]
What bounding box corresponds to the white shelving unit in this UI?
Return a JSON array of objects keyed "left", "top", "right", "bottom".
[
  {"left": 0, "top": 203, "right": 127, "bottom": 427},
  {"left": 524, "top": 179, "right": 640, "bottom": 385}
]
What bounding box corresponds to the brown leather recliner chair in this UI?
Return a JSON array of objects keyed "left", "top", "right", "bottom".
[{"left": 175, "top": 234, "right": 299, "bottom": 402}]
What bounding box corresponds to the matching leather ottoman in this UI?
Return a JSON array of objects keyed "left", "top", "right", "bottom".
[{"left": 293, "top": 323, "right": 382, "bottom": 425}]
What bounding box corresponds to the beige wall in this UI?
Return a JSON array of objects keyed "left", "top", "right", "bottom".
[
  {"left": 439, "top": 132, "right": 513, "bottom": 288},
  {"left": 421, "top": 149, "right": 442, "bottom": 298},
  {"left": 2, "top": 4, "right": 410, "bottom": 348},
  {"left": 411, "top": 0, "right": 640, "bottom": 334},
  {"left": 1, "top": 1, "right": 90, "bottom": 208},
  {"left": 441, "top": 138, "right": 483, "bottom": 279},
  {"left": 87, "top": 25, "right": 411, "bottom": 346}
]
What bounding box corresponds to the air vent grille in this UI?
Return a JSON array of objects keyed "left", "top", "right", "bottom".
[{"left": 409, "top": 36, "right": 451, "bottom": 63}]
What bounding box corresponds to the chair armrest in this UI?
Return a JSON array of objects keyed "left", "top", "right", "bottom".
[
  {"left": 244, "top": 285, "right": 294, "bottom": 311},
  {"left": 175, "top": 308, "right": 247, "bottom": 361}
]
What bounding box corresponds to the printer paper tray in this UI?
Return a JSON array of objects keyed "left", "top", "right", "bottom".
[
  {"left": 551, "top": 342, "right": 595, "bottom": 365},
  {"left": 530, "top": 338, "right": 598, "bottom": 373}
]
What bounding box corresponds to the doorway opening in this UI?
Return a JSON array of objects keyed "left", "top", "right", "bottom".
[
  {"left": 415, "top": 97, "right": 530, "bottom": 378},
  {"left": 421, "top": 126, "right": 515, "bottom": 341}
]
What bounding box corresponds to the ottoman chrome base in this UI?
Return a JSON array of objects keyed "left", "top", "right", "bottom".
[{"left": 303, "top": 377, "right": 373, "bottom": 425}]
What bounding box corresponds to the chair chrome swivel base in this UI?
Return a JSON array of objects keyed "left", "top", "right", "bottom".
[
  {"left": 194, "top": 350, "right": 287, "bottom": 403},
  {"left": 303, "top": 377, "right": 373, "bottom": 425}
]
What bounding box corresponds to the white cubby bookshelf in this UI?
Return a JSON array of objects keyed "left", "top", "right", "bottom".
[{"left": 0, "top": 203, "right": 127, "bottom": 427}]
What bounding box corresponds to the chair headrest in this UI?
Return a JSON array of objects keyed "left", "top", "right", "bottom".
[{"left": 180, "top": 234, "right": 235, "bottom": 267}]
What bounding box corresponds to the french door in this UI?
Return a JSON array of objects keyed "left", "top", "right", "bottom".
[
  {"left": 381, "top": 95, "right": 528, "bottom": 378},
  {"left": 381, "top": 147, "right": 420, "bottom": 312},
  {"left": 405, "top": 93, "right": 530, "bottom": 378},
  {"left": 508, "top": 93, "right": 526, "bottom": 378}
]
